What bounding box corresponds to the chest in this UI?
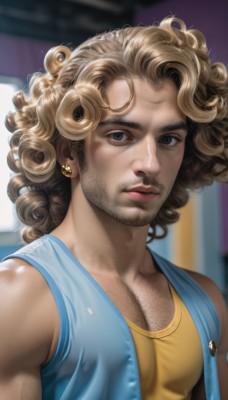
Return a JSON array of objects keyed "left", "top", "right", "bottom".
[
  {"left": 90, "top": 271, "right": 175, "bottom": 332},
  {"left": 128, "top": 298, "right": 203, "bottom": 399}
]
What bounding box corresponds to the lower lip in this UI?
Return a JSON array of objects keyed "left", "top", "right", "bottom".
[{"left": 126, "top": 191, "right": 158, "bottom": 202}]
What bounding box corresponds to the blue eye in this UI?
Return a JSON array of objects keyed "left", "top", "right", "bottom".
[
  {"left": 110, "top": 132, "right": 128, "bottom": 141},
  {"left": 107, "top": 131, "right": 132, "bottom": 145},
  {"left": 159, "top": 135, "right": 179, "bottom": 146}
]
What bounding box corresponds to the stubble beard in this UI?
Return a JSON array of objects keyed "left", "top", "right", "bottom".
[
  {"left": 76, "top": 151, "right": 166, "bottom": 228},
  {"left": 80, "top": 179, "right": 162, "bottom": 228}
]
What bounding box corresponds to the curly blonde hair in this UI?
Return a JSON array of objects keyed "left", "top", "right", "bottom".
[{"left": 6, "top": 16, "right": 228, "bottom": 243}]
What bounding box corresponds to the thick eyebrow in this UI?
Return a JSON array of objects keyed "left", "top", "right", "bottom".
[
  {"left": 160, "top": 121, "right": 188, "bottom": 133},
  {"left": 98, "top": 118, "right": 142, "bottom": 130},
  {"left": 98, "top": 117, "right": 187, "bottom": 133}
]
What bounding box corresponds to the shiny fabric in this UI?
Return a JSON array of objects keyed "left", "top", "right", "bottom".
[{"left": 4, "top": 234, "right": 221, "bottom": 400}]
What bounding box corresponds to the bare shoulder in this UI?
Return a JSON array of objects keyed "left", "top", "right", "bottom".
[
  {"left": 185, "top": 269, "right": 227, "bottom": 313},
  {"left": 185, "top": 268, "right": 228, "bottom": 352},
  {"left": 185, "top": 269, "right": 228, "bottom": 398},
  {"left": 186, "top": 268, "right": 226, "bottom": 307},
  {"left": 0, "top": 257, "right": 59, "bottom": 374}
]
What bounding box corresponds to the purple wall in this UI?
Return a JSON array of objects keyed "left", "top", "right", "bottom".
[
  {"left": 1, "top": 0, "right": 227, "bottom": 81},
  {"left": 135, "top": 0, "right": 228, "bottom": 65},
  {"left": 0, "top": 34, "right": 55, "bottom": 82}
]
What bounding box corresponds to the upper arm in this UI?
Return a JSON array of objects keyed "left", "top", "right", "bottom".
[
  {"left": 187, "top": 270, "right": 228, "bottom": 399},
  {"left": 0, "top": 259, "right": 59, "bottom": 399},
  {"left": 214, "top": 291, "right": 228, "bottom": 400}
]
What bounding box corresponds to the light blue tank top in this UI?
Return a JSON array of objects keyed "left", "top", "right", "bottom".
[{"left": 3, "top": 234, "right": 221, "bottom": 400}]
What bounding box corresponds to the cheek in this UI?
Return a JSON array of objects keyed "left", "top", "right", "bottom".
[
  {"left": 172, "top": 148, "right": 185, "bottom": 168},
  {"left": 174, "top": 155, "right": 184, "bottom": 171},
  {"left": 86, "top": 157, "right": 115, "bottom": 175},
  {"left": 87, "top": 147, "right": 129, "bottom": 174},
  {"left": 85, "top": 139, "right": 121, "bottom": 171},
  {"left": 173, "top": 158, "right": 184, "bottom": 178},
  {"left": 163, "top": 155, "right": 184, "bottom": 182}
]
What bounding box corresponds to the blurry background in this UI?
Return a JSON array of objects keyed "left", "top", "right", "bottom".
[
  {"left": 0, "top": 0, "right": 153, "bottom": 45},
  {"left": 0, "top": 0, "right": 227, "bottom": 302}
]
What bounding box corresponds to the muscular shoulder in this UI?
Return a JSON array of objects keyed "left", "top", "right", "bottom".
[
  {"left": 185, "top": 268, "right": 228, "bottom": 355},
  {"left": 0, "top": 258, "right": 59, "bottom": 372},
  {"left": 1, "top": 257, "right": 47, "bottom": 292},
  {"left": 186, "top": 268, "right": 225, "bottom": 303},
  {"left": 0, "top": 257, "right": 51, "bottom": 309}
]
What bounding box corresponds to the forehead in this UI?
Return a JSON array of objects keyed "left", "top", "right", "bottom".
[{"left": 103, "top": 77, "right": 184, "bottom": 122}]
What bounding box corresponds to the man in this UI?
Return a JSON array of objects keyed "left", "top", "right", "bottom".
[{"left": 0, "top": 16, "right": 227, "bottom": 400}]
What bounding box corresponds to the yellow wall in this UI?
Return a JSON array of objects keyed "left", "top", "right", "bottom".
[{"left": 171, "top": 196, "right": 197, "bottom": 270}]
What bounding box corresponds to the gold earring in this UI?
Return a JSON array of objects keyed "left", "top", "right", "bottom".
[{"left": 61, "top": 163, "right": 72, "bottom": 177}]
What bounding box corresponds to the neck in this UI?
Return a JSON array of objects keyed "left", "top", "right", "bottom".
[{"left": 52, "top": 186, "right": 153, "bottom": 278}]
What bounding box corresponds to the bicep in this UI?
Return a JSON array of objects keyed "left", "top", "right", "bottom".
[
  {"left": 0, "top": 259, "right": 56, "bottom": 399},
  {"left": 217, "top": 351, "right": 228, "bottom": 399},
  {"left": 0, "top": 372, "right": 42, "bottom": 400},
  {"left": 0, "top": 293, "right": 42, "bottom": 400},
  {"left": 216, "top": 288, "right": 228, "bottom": 399},
  {"left": 186, "top": 270, "right": 228, "bottom": 399}
]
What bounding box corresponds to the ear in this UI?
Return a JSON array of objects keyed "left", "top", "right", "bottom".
[{"left": 56, "top": 138, "right": 79, "bottom": 178}]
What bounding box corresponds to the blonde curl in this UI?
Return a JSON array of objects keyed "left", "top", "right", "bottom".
[
  {"left": 19, "top": 136, "right": 56, "bottom": 182},
  {"left": 56, "top": 84, "right": 107, "bottom": 140},
  {"left": 44, "top": 45, "right": 72, "bottom": 77}
]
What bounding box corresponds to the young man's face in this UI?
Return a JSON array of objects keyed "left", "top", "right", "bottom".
[{"left": 76, "top": 78, "right": 187, "bottom": 227}]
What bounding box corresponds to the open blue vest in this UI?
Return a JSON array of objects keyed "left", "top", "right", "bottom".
[{"left": 4, "top": 234, "right": 221, "bottom": 400}]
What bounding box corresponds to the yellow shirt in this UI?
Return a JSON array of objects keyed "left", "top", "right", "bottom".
[{"left": 126, "top": 286, "right": 203, "bottom": 400}]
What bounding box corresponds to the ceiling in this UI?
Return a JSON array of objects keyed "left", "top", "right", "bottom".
[{"left": 0, "top": 0, "right": 160, "bottom": 46}]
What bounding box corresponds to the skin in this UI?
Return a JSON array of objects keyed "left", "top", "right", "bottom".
[{"left": 0, "top": 78, "right": 227, "bottom": 399}]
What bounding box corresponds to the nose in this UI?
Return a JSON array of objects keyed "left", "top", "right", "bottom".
[{"left": 132, "top": 136, "right": 161, "bottom": 177}]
